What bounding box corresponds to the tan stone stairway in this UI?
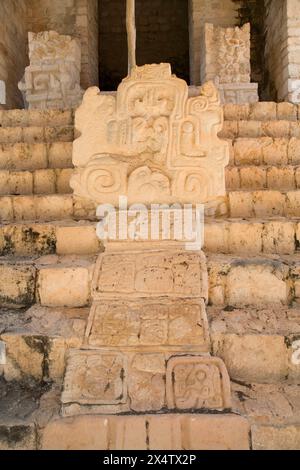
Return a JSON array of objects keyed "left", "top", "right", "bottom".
[{"left": 0, "top": 103, "right": 299, "bottom": 450}]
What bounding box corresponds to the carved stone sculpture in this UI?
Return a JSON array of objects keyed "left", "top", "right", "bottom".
[
  {"left": 62, "top": 63, "right": 232, "bottom": 418},
  {"left": 71, "top": 63, "right": 229, "bottom": 212},
  {"left": 18, "top": 31, "right": 84, "bottom": 109},
  {"left": 202, "top": 23, "right": 258, "bottom": 104}
]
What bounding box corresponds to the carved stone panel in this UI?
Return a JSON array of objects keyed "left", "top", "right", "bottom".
[
  {"left": 71, "top": 63, "right": 229, "bottom": 207},
  {"left": 91, "top": 249, "right": 208, "bottom": 300},
  {"left": 202, "top": 24, "right": 259, "bottom": 104},
  {"left": 85, "top": 298, "right": 210, "bottom": 351},
  {"left": 18, "top": 31, "right": 84, "bottom": 109},
  {"left": 166, "top": 356, "right": 231, "bottom": 410},
  {"left": 61, "top": 350, "right": 127, "bottom": 406},
  {"left": 61, "top": 351, "right": 230, "bottom": 416}
]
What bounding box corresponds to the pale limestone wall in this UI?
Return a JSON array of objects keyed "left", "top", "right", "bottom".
[
  {"left": 26, "top": 0, "right": 98, "bottom": 89},
  {"left": 283, "top": 0, "right": 300, "bottom": 102},
  {"left": 189, "top": 0, "right": 241, "bottom": 85},
  {"left": 0, "top": 0, "right": 27, "bottom": 109}
]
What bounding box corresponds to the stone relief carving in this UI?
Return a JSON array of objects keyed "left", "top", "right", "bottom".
[
  {"left": 85, "top": 299, "right": 210, "bottom": 350},
  {"left": 18, "top": 31, "right": 84, "bottom": 109},
  {"left": 202, "top": 24, "right": 258, "bottom": 104},
  {"left": 166, "top": 356, "right": 231, "bottom": 410},
  {"left": 71, "top": 63, "right": 229, "bottom": 207},
  {"left": 91, "top": 249, "right": 208, "bottom": 300},
  {"left": 62, "top": 351, "right": 231, "bottom": 415}
]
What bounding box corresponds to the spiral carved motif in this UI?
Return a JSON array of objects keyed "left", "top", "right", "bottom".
[{"left": 81, "top": 158, "right": 125, "bottom": 201}]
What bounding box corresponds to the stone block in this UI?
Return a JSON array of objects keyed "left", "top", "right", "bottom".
[
  {"left": 48, "top": 142, "right": 73, "bottom": 168},
  {"left": 34, "top": 169, "right": 56, "bottom": 194},
  {"left": 212, "top": 333, "right": 288, "bottom": 383},
  {"left": 226, "top": 261, "right": 288, "bottom": 306},
  {"left": 0, "top": 263, "right": 36, "bottom": 307},
  {"left": 262, "top": 221, "right": 296, "bottom": 254},
  {"left": 56, "top": 225, "right": 100, "bottom": 255},
  {"left": 252, "top": 425, "right": 300, "bottom": 450},
  {"left": 250, "top": 102, "right": 277, "bottom": 121},
  {"left": 0, "top": 424, "right": 36, "bottom": 450},
  {"left": 38, "top": 264, "right": 91, "bottom": 307}
]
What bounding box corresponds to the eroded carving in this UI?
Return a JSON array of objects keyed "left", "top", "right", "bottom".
[
  {"left": 85, "top": 299, "right": 210, "bottom": 350},
  {"left": 18, "top": 31, "right": 84, "bottom": 109},
  {"left": 166, "top": 356, "right": 231, "bottom": 410},
  {"left": 202, "top": 24, "right": 258, "bottom": 104},
  {"left": 92, "top": 249, "right": 208, "bottom": 300},
  {"left": 71, "top": 63, "right": 229, "bottom": 206}
]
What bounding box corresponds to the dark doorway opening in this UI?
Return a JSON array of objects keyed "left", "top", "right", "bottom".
[{"left": 99, "top": 0, "right": 190, "bottom": 91}]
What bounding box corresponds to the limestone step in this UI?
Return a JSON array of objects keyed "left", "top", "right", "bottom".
[
  {"left": 228, "top": 189, "right": 300, "bottom": 218},
  {"left": 231, "top": 381, "right": 300, "bottom": 450},
  {"left": 0, "top": 169, "right": 72, "bottom": 196},
  {"left": 0, "top": 376, "right": 298, "bottom": 449},
  {"left": 0, "top": 194, "right": 74, "bottom": 222},
  {"left": 0, "top": 255, "right": 95, "bottom": 309},
  {"left": 0, "top": 218, "right": 299, "bottom": 257},
  {"left": 1, "top": 303, "right": 299, "bottom": 387},
  {"left": 227, "top": 165, "right": 300, "bottom": 191},
  {"left": 207, "top": 253, "right": 300, "bottom": 307},
  {"left": 220, "top": 120, "right": 300, "bottom": 140},
  {"left": 0, "top": 109, "right": 74, "bottom": 128},
  {"left": 3, "top": 164, "right": 300, "bottom": 198},
  {"left": 0, "top": 142, "right": 72, "bottom": 171},
  {"left": 0, "top": 126, "right": 74, "bottom": 144},
  {"left": 2, "top": 252, "right": 300, "bottom": 309},
  {"left": 2, "top": 189, "right": 300, "bottom": 223},
  {"left": 208, "top": 306, "right": 300, "bottom": 384},
  {"left": 0, "top": 305, "right": 88, "bottom": 382},
  {"left": 223, "top": 102, "right": 299, "bottom": 122},
  {"left": 230, "top": 137, "right": 300, "bottom": 167}
]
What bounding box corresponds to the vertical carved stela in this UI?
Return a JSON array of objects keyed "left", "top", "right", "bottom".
[
  {"left": 202, "top": 24, "right": 259, "bottom": 104},
  {"left": 18, "top": 31, "right": 84, "bottom": 110},
  {"left": 71, "top": 64, "right": 229, "bottom": 207}
]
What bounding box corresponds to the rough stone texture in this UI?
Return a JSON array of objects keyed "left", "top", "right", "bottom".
[
  {"left": 252, "top": 425, "right": 300, "bottom": 450},
  {"left": 189, "top": 0, "right": 240, "bottom": 86},
  {"left": 18, "top": 31, "right": 84, "bottom": 110},
  {"left": 26, "top": 0, "right": 99, "bottom": 90},
  {"left": 0, "top": 305, "right": 88, "bottom": 381},
  {"left": 209, "top": 306, "right": 300, "bottom": 383},
  {"left": 41, "top": 413, "right": 250, "bottom": 450},
  {"left": 71, "top": 64, "right": 229, "bottom": 208},
  {"left": 202, "top": 23, "right": 258, "bottom": 104},
  {"left": 0, "top": 1, "right": 27, "bottom": 109}
]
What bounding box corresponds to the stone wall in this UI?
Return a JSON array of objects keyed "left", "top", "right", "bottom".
[
  {"left": 0, "top": 0, "right": 27, "bottom": 109},
  {"left": 190, "top": 0, "right": 241, "bottom": 85},
  {"left": 26, "top": 0, "right": 98, "bottom": 89},
  {"left": 282, "top": 0, "right": 300, "bottom": 102},
  {"left": 234, "top": 0, "right": 266, "bottom": 98}
]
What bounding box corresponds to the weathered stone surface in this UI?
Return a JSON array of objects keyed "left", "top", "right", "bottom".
[
  {"left": 202, "top": 23, "right": 258, "bottom": 104},
  {"left": 41, "top": 414, "right": 249, "bottom": 450},
  {"left": 18, "top": 31, "right": 83, "bottom": 110},
  {"left": 62, "top": 350, "right": 230, "bottom": 415},
  {"left": 0, "top": 305, "right": 87, "bottom": 381},
  {"left": 71, "top": 64, "right": 229, "bottom": 208},
  {"left": 86, "top": 299, "right": 210, "bottom": 350},
  {"left": 0, "top": 263, "right": 36, "bottom": 308},
  {"left": 37, "top": 258, "right": 93, "bottom": 308},
  {"left": 92, "top": 248, "right": 208, "bottom": 300},
  {"left": 0, "top": 424, "right": 37, "bottom": 450},
  {"left": 252, "top": 425, "right": 300, "bottom": 450}
]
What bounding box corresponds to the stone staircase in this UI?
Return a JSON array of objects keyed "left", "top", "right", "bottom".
[{"left": 0, "top": 103, "right": 299, "bottom": 450}]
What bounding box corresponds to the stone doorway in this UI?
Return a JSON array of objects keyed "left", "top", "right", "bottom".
[{"left": 98, "top": 0, "right": 190, "bottom": 91}]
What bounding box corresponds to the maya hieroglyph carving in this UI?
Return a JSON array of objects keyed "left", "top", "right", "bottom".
[
  {"left": 202, "top": 23, "right": 258, "bottom": 104},
  {"left": 70, "top": 63, "right": 229, "bottom": 207},
  {"left": 18, "top": 31, "right": 84, "bottom": 109}
]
